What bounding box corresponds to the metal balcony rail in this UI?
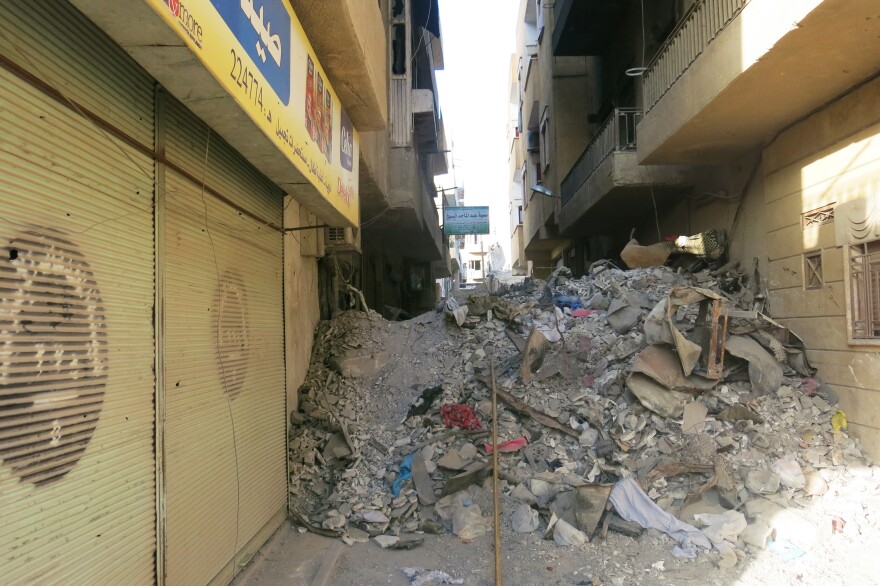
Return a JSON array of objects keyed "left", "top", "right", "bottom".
[
  {"left": 643, "top": 0, "right": 749, "bottom": 113},
  {"left": 560, "top": 108, "right": 642, "bottom": 206}
]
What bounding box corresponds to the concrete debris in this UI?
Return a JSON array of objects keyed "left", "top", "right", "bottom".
[
  {"left": 725, "top": 335, "right": 784, "bottom": 394},
  {"left": 401, "top": 567, "right": 464, "bottom": 586},
  {"left": 286, "top": 265, "right": 879, "bottom": 569}
]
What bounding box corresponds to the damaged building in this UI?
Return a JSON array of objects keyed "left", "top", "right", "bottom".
[
  {"left": 0, "top": 0, "right": 446, "bottom": 583},
  {"left": 509, "top": 0, "right": 880, "bottom": 457}
]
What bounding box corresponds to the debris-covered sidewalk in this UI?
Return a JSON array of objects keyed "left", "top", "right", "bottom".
[{"left": 283, "top": 264, "right": 880, "bottom": 585}]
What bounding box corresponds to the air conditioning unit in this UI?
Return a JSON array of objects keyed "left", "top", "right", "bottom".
[
  {"left": 324, "top": 226, "right": 360, "bottom": 252},
  {"left": 526, "top": 130, "right": 540, "bottom": 152}
]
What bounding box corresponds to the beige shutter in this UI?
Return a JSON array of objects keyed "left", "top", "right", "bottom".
[
  {"left": 161, "top": 99, "right": 286, "bottom": 585},
  {"left": 0, "top": 2, "right": 157, "bottom": 584}
]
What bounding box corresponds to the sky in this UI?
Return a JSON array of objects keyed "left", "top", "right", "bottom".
[{"left": 434, "top": 0, "right": 520, "bottom": 268}]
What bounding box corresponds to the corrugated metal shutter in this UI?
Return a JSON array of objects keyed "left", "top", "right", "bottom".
[
  {"left": 0, "top": 2, "right": 156, "bottom": 583},
  {"left": 162, "top": 102, "right": 285, "bottom": 585}
]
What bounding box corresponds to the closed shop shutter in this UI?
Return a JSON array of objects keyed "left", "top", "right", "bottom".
[
  {"left": 161, "top": 101, "right": 285, "bottom": 585},
  {"left": 0, "top": 2, "right": 157, "bottom": 584}
]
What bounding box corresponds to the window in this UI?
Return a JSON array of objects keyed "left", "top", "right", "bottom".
[
  {"left": 849, "top": 240, "right": 880, "bottom": 339},
  {"left": 540, "top": 114, "right": 550, "bottom": 171},
  {"left": 518, "top": 205, "right": 524, "bottom": 225},
  {"left": 803, "top": 203, "right": 835, "bottom": 228},
  {"left": 535, "top": 0, "right": 544, "bottom": 41},
  {"left": 521, "top": 164, "right": 528, "bottom": 209},
  {"left": 391, "top": 24, "right": 406, "bottom": 75},
  {"left": 469, "top": 260, "right": 482, "bottom": 271},
  {"left": 804, "top": 251, "right": 823, "bottom": 290}
]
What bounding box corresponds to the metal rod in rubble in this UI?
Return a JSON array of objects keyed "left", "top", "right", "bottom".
[{"left": 490, "top": 357, "right": 502, "bottom": 586}]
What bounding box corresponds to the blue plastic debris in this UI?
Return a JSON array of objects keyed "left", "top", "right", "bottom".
[
  {"left": 768, "top": 539, "right": 806, "bottom": 560},
  {"left": 553, "top": 294, "right": 583, "bottom": 310},
  {"left": 391, "top": 453, "right": 414, "bottom": 497}
]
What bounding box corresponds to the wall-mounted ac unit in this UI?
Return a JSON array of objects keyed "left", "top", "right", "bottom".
[
  {"left": 324, "top": 226, "right": 361, "bottom": 253},
  {"left": 526, "top": 130, "right": 540, "bottom": 152}
]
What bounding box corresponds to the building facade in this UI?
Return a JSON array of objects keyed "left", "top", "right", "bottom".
[
  {"left": 0, "top": 0, "right": 444, "bottom": 583},
  {"left": 513, "top": 0, "right": 880, "bottom": 455}
]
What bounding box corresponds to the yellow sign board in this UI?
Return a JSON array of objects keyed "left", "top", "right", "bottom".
[{"left": 146, "top": 0, "right": 359, "bottom": 225}]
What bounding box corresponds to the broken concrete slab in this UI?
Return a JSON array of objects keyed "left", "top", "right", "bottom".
[
  {"left": 682, "top": 402, "right": 708, "bottom": 434},
  {"left": 411, "top": 453, "right": 436, "bottom": 506},
  {"left": 631, "top": 346, "right": 717, "bottom": 393},
  {"left": 626, "top": 373, "right": 691, "bottom": 419},
  {"left": 440, "top": 461, "right": 491, "bottom": 497},
  {"left": 726, "top": 335, "right": 783, "bottom": 394},
  {"left": 322, "top": 432, "right": 352, "bottom": 461},
  {"left": 716, "top": 404, "right": 764, "bottom": 424},
  {"left": 437, "top": 451, "right": 469, "bottom": 471},
  {"left": 606, "top": 299, "right": 642, "bottom": 334},
  {"left": 520, "top": 326, "right": 550, "bottom": 381},
  {"left": 574, "top": 485, "right": 612, "bottom": 537}
]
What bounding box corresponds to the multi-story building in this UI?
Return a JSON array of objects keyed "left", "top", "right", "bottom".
[
  {"left": 297, "top": 0, "right": 448, "bottom": 319},
  {"left": 0, "top": 0, "right": 444, "bottom": 583},
  {"left": 515, "top": 0, "right": 880, "bottom": 455}
]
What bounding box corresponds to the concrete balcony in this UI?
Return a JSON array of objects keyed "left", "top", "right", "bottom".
[
  {"left": 358, "top": 146, "right": 444, "bottom": 262},
  {"left": 412, "top": 89, "right": 440, "bottom": 150},
  {"left": 560, "top": 109, "right": 691, "bottom": 235},
  {"left": 638, "top": 0, "right": 880, "bottom": 164}
]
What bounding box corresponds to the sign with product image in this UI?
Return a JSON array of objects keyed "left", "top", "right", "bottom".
[{"left": 147, "top": 0, "right": 359, "bottom": 225}]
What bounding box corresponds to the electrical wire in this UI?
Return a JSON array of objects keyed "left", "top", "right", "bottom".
[
  {"left": 197, "top": 131, "right": 243, "bottom": 581},
  {"left": 410, "top": 0, "right": 433, "bottom": 65}
]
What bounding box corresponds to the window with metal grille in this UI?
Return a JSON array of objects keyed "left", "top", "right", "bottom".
[
  {"left": 849, "top": 240, "right": 880, "bottom": 339},
  {"left": 804, "top": 251, "right": 823, "bottom": 290},
  {"left": 802, "top": 203, "right": 835, "bottom": 228}
]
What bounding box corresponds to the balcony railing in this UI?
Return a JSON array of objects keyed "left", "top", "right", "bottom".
[
  {"left": 560, "top": 108, "right": 642, "bottom": 206},
  {"left": 643, "top": 0, "right": 749, "bottom": 113}
]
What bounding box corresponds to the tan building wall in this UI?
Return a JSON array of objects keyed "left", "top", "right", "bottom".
[
  {"left": 761, "top": 76, "right": 880, "bottom": 456},
  {"left": 283, "top": 199, "right": 322, "bottom": 414}
]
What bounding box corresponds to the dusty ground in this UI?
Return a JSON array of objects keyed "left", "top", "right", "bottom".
[
  {"left": 240, "top": 497, "right": 880, "bottom": 586},
  {"left": 246, "top": 276, "right": 880, "bottom": 586}
]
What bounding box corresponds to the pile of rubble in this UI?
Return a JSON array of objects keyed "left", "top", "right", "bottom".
[{"left": 288, "top": 264, "right": 879, "bottom": 567}]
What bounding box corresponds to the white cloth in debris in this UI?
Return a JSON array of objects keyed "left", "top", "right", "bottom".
[{"left": 609, "top": 478, "right": 712, "bottom": 551}]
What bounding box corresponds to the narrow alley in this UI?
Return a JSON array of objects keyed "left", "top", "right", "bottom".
[{"left": 1, "top": 1, "right": 880, "bottom": 585}]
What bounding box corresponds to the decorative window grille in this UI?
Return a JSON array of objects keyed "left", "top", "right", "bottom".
[
  {"left": 849, "top": 240, "right": 880, "bottom": 339},
  {"left": 804, "top": 251, "right": 823, "bottom": 290},
  {"left": 802, "top": 203, "right": 835, "bottom": 228}
]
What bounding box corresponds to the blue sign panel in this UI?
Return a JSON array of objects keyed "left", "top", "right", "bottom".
[{"left": 210, "top": 0, "right": 291, "bottom": 104}]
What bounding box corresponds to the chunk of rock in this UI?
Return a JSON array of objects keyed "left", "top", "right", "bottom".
[
  {"left": 741, "top": 520, "right": 773, "bottom": 549},
  {"left": 772, "top": 458, "right": 805, "bottom": 489},
  {"left": 606, "top": 300, "right": 642, "bottom": 334},
  {"left": 804, "top": 471, "right": 829, "bottom": 496},
  {"left": 746, "top": 470, "right": 781, "bottom": 495},
  {"left": 374, "top": 535, "right": 399, "bottom": 549}
]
